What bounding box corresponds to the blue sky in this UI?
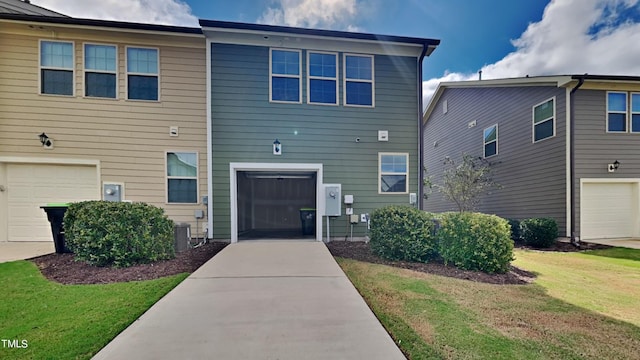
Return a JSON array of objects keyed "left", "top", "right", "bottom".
[{"left": 32, "top": 0, "right": 640, "bottom": 101}]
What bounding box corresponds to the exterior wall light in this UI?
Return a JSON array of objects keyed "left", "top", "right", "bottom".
[
  {"left": 39, "top": 132, "right": 53, "bottom": 149},
  {"left": 273, "top": 139, "right": 282, "bottom": 155},
  {"left": 607, "top": 160, "right": 620, "bottom": 172}
]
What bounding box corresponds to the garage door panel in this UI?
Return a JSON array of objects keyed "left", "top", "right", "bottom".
[{"left": 582, "top": 182, "right": 637, "bottom": 240}]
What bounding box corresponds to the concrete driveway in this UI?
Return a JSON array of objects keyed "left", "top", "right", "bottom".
[
  {"left": 0, "top": 242, "right": 55, "bottom": 263},
  {"left": 92, "top": 241, "right": 406, "bottom": 360},
  {"left": 582, "top": 238, "right": 640, "bottom": 249}
]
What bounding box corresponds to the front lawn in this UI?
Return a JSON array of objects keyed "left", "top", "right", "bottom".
[
  {"left": 337, "top": 247, "right": 640, "bottom": 359},
  {"left": 0, "top": 260, "right": 187, "bottom": 360}
]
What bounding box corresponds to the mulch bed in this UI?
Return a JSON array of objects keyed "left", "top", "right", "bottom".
[{"left": 30, "top": 239, "right": 612, "bottom": 286}]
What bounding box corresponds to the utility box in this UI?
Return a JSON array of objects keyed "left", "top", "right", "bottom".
[
  {"left": 323, "top": 184, "right": 341, "bottom": 216},
  {"left": 174, "top": 223, "right": 191, "bottom": 253},
  {"left": 103, "top": 183, "right": 122, "bottom": 202}
]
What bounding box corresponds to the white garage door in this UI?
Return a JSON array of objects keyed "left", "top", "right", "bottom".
[
  {"left": 7, "top": 164, "right": 99, "bottom": 242},
  {"left": 581, "top": 182, "right": 637, "bottom": 240}
]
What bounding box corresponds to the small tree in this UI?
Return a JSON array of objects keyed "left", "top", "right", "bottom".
[{"left": 438, "top": 154, "right": 500, "bottom": 212}]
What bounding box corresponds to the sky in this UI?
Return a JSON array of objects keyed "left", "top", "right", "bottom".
[{"left": 31, "top": 0, "right": 640, "bottom": 103}]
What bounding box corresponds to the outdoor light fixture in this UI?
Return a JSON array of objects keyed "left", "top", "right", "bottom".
[
  {"left": 273, "top": 139, "right": 282, "bottom": 155},
  {"left": 607, "top": 160, "right": 620, "bottom": 173},
  {"left": 39, "top": 132, "right": 53, "bottom": 149}
]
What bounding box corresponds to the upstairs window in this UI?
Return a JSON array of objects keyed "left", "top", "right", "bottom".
[
  {"left": 632, "top": 93, "right": 640, "bottom": 132},
  {"left": 607, "top": 92, "right": 627, "bottom": 132},
  {"left": 533, "top": 97, "right": 555, "bottom": 142},
  {"left": 307, "top": 52, "right": 337, "bottom": 105},
  {"left": 40, "top": 40, "right": 74, "bottom": 96},
  {"left": 270, "top": 49, "right": 301, "bottom": 103},
  {"left": 379, "top": 153, "right": 408, "bottom": 194},
  {"left": 127, "top": 47, "right": 158, "bottom": 101},
  {"left": 483, "top": 124, "right": 498, "bottom": 158},
  {"left": 166, "top": 152, "right": 198, "bottom": 203},
  {"left": 84, "top": 44, "right": 117, "bottom": 98},
  {"left": 344, "top": 54, "right": 374, "bottom": 107}
]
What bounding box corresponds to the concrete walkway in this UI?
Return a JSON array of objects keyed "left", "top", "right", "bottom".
[
  {"left": 582, "top": 238, "right": 640, "bottom": 249},
  {"left": 92, "top": 241, "right": 405, "bottom": 360},
  {"left": 0, "top": 242, "right": 55, "bottom": 263}
]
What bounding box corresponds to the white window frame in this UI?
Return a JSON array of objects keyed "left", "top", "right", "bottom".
[
  {"left": 483, "top": 124, "right": 498, "bottom": 158},
  {"left": 125, "top": 46, "right": 160, "bottom": 101},
  {"left": 378, "top": 152, "right": 409, "bottom": 195},
  {"left": 306, "top": 51, "right": 338, "bottom": 106},
  {"left": 632, "top": 92, "right": 640, "bottom": 133},
  {"left": 165, "top": 151, "right": 199, "bottom": 204},
  {"left": 532, "top": 97, "right": 556, "bottom": 143},
  {"left": 606, "top": 91, "right": 628, "bottom": 133},
  {"left": 269, "top": 48, "right": 302, "bottom": 104},
  {"left": 39, "top": 39, "right": 75, "bottom": 96},
  {"left": 343, "top": 53, "right": 375, "bottom": 108},
  {"left": 83, "top": 42, "right": 118, "bottom": 99}
]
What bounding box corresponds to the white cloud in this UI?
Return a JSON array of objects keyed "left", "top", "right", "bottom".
[
  {"left": 423, "top": 0, "right": 640, "bottom": 104},
  {"left": 31, "top": 0, "right": 198, "bottom": 26},
  {"left": 258, "top": 0, "right": 360, "bottom": 30}
]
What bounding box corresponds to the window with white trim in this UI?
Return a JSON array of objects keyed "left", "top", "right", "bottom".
[
  {"left": 483, "top": 124, "right": 498, "bottom": 158},
  {"left": 307, "top": 51, "right": 338, "bottom": 105},
  {"left": 84, "top": 44, "right": 117, "bottom": 98},
  {"left": 379, "top": 153, "right": 408, "bottom": 193},
  {"left": 270, "top": 49, "right": 301, "bottom": 103},
  {"left": 344, "top": 54, "right": 374, "bottom": 107},
  {"left": 167, "top": 152, "right": 198, "bottom": 203},
  {"left": 607, "top": 92, "right": 627, "bottom": 132},
  {"left": 127, "top": 47, "right": 158, "bottom": 101},
  {"left": 40, "top": 40, "right": 74, "bottom": 95},
  {"left": 533, "top": 97, "right": 555, "bottom": 142},
  {"left": 632, "top": 93, "right": 640, "bottom": 132}
]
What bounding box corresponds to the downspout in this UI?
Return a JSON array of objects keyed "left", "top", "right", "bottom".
[
  {"left": 569, "top": 75, "right": 585, "bottom": 246},
  {"left": 417, "top": 44, "right": 428, "bottom": 209}
]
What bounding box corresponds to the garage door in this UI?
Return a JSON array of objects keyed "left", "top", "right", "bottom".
[
  {"left": 7, "top": 164, "right": 99, "bottom": 242},
  {"left": 581, "top": 182, "right": 637, "bottom": 240}
]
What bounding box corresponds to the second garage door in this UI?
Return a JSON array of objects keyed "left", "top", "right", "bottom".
[{"left": 581, "top": 182, "right": 638, "bottom": 240}]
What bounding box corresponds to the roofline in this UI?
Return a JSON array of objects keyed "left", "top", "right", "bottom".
[
  {"left": 199, "top": 19, "right": 440, "bottom": 49},
  {"left": 0, "top": 0, "right": 69, "bottom": 17},
  {"left": 0, "top": 13, "right": 202, "bottom": 35},
  {"left": 571, "top": 74, "right": 640, "bottom": 82}
]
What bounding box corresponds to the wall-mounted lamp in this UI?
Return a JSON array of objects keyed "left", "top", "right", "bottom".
[
  {"left": 273, "top": 139, "right": 282, "bottom": 155},
  {"left": 607, "top": 160, "right": 620, "bottom": 173},
  {"left": 39, "top": 132, "right": 53, "bottom": 149}
]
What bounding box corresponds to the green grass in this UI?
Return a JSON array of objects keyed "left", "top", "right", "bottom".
[
  {"left": 338, "top": 250, "right": 640, "bottom": 359},
  {"left": 0, "top": 260, "right": 187, "bottom": 360}
]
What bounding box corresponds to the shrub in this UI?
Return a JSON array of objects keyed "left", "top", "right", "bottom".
[
  {"left": 438, "top": 212, "right": 514, "bottom": 274},
  {"left": 520, "top": 218, "right": 558, "bottom": 248},
  {"left": 507, "top": 218, "right": 521, "bottom": 240},
  {"left": 64, "top": 201, "right": 175, "bottom": 267},
  {"left": 369, "top": 205, "right": 438, "bottom": 263}
]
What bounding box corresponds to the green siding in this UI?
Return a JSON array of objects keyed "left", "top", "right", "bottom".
[{"left": 210, "top": 43, "right": 420, "bottom": 239}]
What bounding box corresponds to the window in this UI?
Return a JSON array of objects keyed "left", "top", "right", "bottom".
[
  {"left": 270, "top": 49, "right": 301, "bottom": 103},
  {"left": 533, "top": 97, "right": 555, "bottom": 142},
  {"left": 84, "top": 44, "right": 117, "bottom": 98},
  {"left": 632, "top": 93, "right": 640, "bottom": 132},
  {"left": 40, "top": 40, "right": 74, "bottom": 95},
  {"left": 344, "top": 54, "right": 374, "bottom": 107},
  {"left": 307, "top": 52, "right": 338, "bottom": 105},
  {"left": 166, "top": 152, "right": 198, "bottom": 203},
  {"left": 484, "top": 124, "right": 498, "bottom": 158},
  {"left": 127, "top": 47, "right": 158, "bottom": 100},
  {"left": 607, "top": 92, "right": 627, "bottom": 132},
  {"left": 379, "top": 153, "right": 408, "bottom": 194}
]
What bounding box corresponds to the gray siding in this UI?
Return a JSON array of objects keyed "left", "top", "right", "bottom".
[
  {"left": 423, "top": 86, "right": 568, "bottom": 234},
  {"left": 211, "top": 43, "right": 420, "bottom": 239},
  {"left": 573, "top": 89, "right": 640, "bottom": 237}
]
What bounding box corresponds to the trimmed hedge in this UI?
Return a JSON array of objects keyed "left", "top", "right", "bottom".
[
  {"left": 438, "top": 212, "right": 514, "bottom": 274},
  {"left": 369, "top": 205, "right": 438, "bottom": 262},
  {"left": 64, "top": 201, "right": 175, "bottom": 267},
  {"left": 520, "top": 218, "right": 558, "bottom": 248}
]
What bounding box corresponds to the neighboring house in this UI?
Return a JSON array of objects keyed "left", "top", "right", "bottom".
[
  {"left": 0, "top": 12, "right": 208, "bottom": 242},
  {"left": 200, "top": 20, "right": 439, "bottom": 242},
  {"left": 422, "top": 75, "right": 640, "bottom": 242}
]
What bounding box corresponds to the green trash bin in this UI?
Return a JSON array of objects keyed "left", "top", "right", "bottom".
[
  {"left": 40, "top": 203, "right": 71, "bottom": 254},
  {"left": 299, "top": 208, "right": 316, "bottom": 236}
]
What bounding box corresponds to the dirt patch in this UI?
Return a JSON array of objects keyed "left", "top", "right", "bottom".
[
  {"left": 30, "top": 242, "right": 228, "bottom": 285},
  {"left": 515, "top": 240, "right": 612, "bottom": 252}
]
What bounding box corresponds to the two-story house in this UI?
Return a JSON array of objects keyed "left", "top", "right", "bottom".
[{"left": 423, "top": 75, "right": 640, "bottom": 243}]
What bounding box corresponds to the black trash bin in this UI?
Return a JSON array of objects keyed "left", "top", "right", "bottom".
[
  {"left": 299, "top": 208, "right": 316, "bottom": 236},
  {"left": 40, "top": 203, "right": 71, "bottom": 254}
]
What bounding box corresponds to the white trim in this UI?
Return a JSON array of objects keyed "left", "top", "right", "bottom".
[
  {"left": 532, "top": 96, "right": 556, "bottom": 143},
  {"left": 343, "top": 53, "right": 375, "bottom": 108},
  {"left": 102, "top": 181, "right": 125, "bottom": 201},
  {"left": 38, "top": 39, "right": 75, "bottom": 97},
  {"left": 378, "top": 152, "right": 409, "bottom": 194},
  {"left": 565, "top": 88, "right": 572, "bottom": 237},
  {"left": 229, "top": 162, "right": 324, "bottom": 243},
  {"left": 269, "top": 48, "right": 302, "bottom": 104},
  {"left": 606, "top": 91, "right": 628, "bottom": 133},
  {"left": 82, "top": 42, "right": 118, "bottom": 99},
  {"left": 306, "top": 51, "right": 338, "bottom": 106},
  {"left": 483, "top": 124, "right": 498, "bottom": 158},
  {"left": 125, "top": 45, "right": 160, "bottom": 101},
  {"left": 165, "top": 150, "right": 199, "bottom": 205},
  {"left": 206, "top": 39, "right": 213, "bottom": 239}
]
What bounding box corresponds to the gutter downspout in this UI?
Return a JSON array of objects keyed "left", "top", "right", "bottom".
[
  {"left": 417, "top": 44, "right": 428, "bottom": 209},
  {"left": 569, "top": 75, "right": 585, "bottom": 246}
]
